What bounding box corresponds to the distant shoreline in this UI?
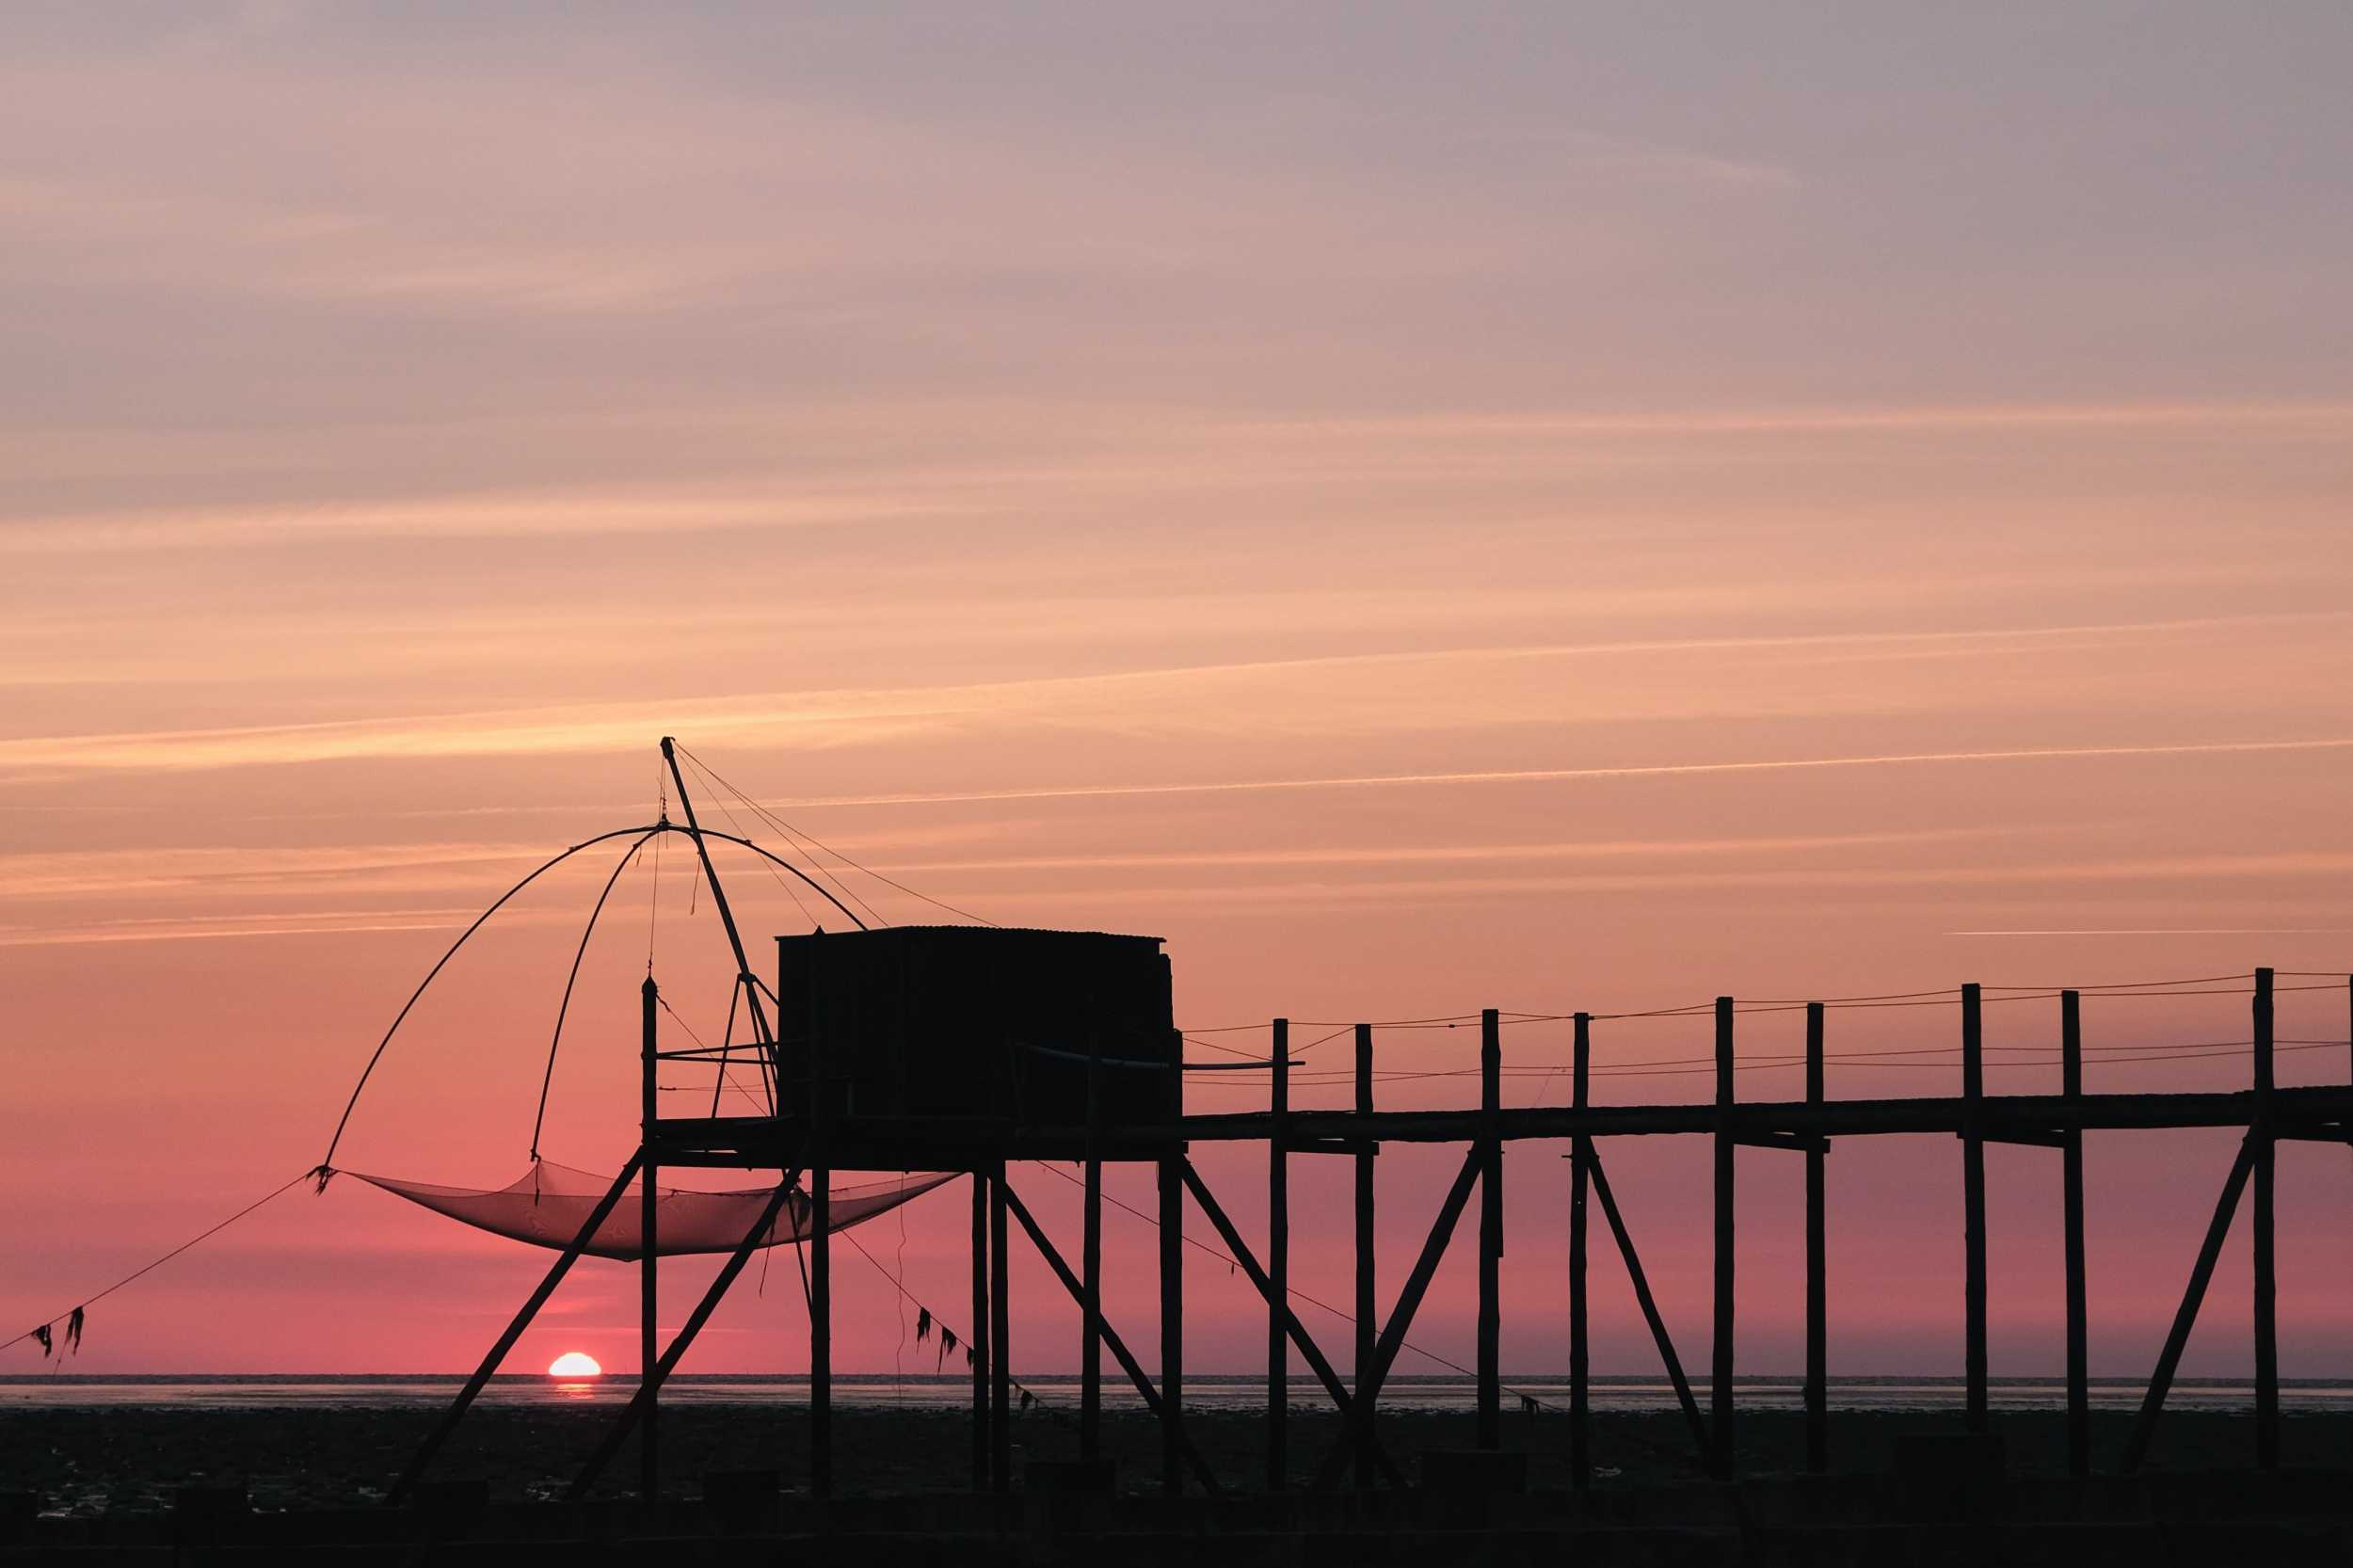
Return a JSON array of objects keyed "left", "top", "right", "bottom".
[{"left": 3, "top": 1371, "right": 2343, "bottom": 1415}]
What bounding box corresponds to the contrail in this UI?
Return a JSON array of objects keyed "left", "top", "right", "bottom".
[{"left": 769, "top": 736, "right": 2353, "bottom": 809}]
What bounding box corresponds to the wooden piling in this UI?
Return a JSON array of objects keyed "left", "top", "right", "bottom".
[
  {"left": 1570, "top": 1012, "right": 1592, "bottom": 1488},
  {"left": 2253, "top": 967, "right": 2278, "bottom": 1469},
  {"left": 1478, "top": 1009, "right": 1503, "bottom": 1449},
  {"left": 1804, "top": 1000, "right": 1827, "bottom": 1475},
  {"left": 1354, "top": 1022, "right": 1376, "bottom": 1491},
  {"left": 1081, "top": 1045, "right": 1104, "bottom": 1464},
  {"left": 971, "top": 1169, "right": 988, "bottom": 1491},
  {"left": 1711, "top": 997, "right": 1735, "bottom": 1480},
  {"left": 990, "top": 1161, "right": 1010, "bottom": 1492},
  {"left": 809, "top": 1016, "right": 832, "bottom": 1498},
  {"left": 1961, "top": 982, "right": 1987, "bottom": 1434},
  {"left": 640, "top": 976, "right": 660, "bottom": 1501},
  {"left": 1268, "top": 1017, "right": 1289, "bottom": 1491},
  {"left": 2061, "top": 990, "right": 2089, "bottom": 1478},
  {"left": 1160, "top": 1154, "right": 1184, "bottom": 1496}
]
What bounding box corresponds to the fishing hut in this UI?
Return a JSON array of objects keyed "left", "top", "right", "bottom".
[{"left": 368, "top": 739, "right": 2353, "bottom": 1510}]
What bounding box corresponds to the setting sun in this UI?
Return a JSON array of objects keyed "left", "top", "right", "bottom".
[{"left": 547, "top": 1352, "right": 601, "bottom": 1379}]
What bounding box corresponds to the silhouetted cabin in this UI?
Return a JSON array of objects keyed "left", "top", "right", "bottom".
[{"left": 774, "top": 925, "right": 1178, "bottom": 1131}]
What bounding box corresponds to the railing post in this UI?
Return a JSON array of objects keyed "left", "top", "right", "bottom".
[
  {"left": 2062, "top": 990, "right": 2089, "bottom": 1478},
  {"left": 1804, "top": 1000, "right": 1827, "bottom": 1475},
  {"left": 1570, "top": 1012, "right": 1592, "bottom": 1488},
  {"left": 1711, "top": 996, "right": 1735, "bottom": 1480},
  {"left": 2254, "top": 966, "right": 2278, "bottom": 1469},
  {"left": 808, "top": 946, "right": 831, "bottom": 1499},
  {"left": 1962, "top": 981, "right": 1988, "bottom": 1434}
]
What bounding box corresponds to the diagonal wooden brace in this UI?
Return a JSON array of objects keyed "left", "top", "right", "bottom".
[
  {"left": 2119, "top": 1135, "right": 2256, "bottom": 1474},
  {"left": 1176, "top": 1160, "right": 1409, "bottom": 1490},
  {"left": 1309, "top": 1145, "right": 1483, "bottom": 1491},
  {"left": 389, "top": 1151, "right": 644, "bottom": 1505},
  {"left": 1586, "top": 1147, "right": 1712, "bottom": 1467},
  {"left": 568, "top": 1171, "right": 801, "bottom": 1498},
  {"left": 998, "top": 1181, "right": 1223, "bottom": 1494}
]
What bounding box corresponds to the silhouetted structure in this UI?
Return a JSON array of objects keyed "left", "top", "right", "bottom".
[{"left": 382, "top": 741, "right": 2351, "bottom": 1505}]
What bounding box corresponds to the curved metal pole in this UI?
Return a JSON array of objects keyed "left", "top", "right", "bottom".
[
  {"left": 529, "top": 830, "right": 659, "bottom": 1160},
  {"left": 321, "top": 816, "right": 864, "bottom": 1173},
  {"left": 318, "top": 824, "right": 664, "bottom": 1171}
]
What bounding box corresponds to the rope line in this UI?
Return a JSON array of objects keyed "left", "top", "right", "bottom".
[
  {"left": 680, "top": 744, "right": 999, "bottom": 929},
  {"left": 4, "top": 1171, "right": 310, "bottom": 1355}
]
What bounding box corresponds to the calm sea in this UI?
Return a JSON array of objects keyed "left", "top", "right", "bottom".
[{"left": 2, "top": 1374, "right": 2343, "bottom": 1413}]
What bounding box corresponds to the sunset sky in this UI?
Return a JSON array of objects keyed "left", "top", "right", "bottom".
[{"left": 6, "top": 5, "right": 2352, "bottom": 1387}]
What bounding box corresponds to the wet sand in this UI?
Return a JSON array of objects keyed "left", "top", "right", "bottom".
[{"left": 7, "top": 1404, "right": 2346, "bottom": 1514}]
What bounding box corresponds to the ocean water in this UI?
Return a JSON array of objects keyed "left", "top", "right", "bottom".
[{"left": 2, "top": 1373, "right": 2343, "bottom": 1414}]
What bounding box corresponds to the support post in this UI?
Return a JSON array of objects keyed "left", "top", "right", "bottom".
[
  {"left": 1961, "top": 981, "right": 1988, "bottom": 1434},
  {"left": 1353, "top": 1022, "right": 1377, "bottom": 1492},
  {"left": 2253, "top": 966, "right": 2278, "bottom": 1469},
  {"left": 990, "top": 1160, "right": 1010, "bottom": 1492},
  {"left": 971, "top": 1168, "right": 989, "bottom": 1491},
  {"left": 1570, "top": 1012, "right": 1593, "bottom": 1489},
  {"left": 2061, "top": 990, "right": 2089, "bottom": 1479},
  {"left": 1268, "top": 1017, "right": 1289, "bottom": 1491},
  {"left": 2120, "top": 1137, "right": 2257, "bottom": 1473},
  {"left": 1711, "top": 996, "right": 1735, "bottom": 1480},
  {"left": 1081, "top": 1044, "right": 1103, "bottom": 1464},
  {"left": 387, "top": 1153, "right": 644, "bottom": 1504},
  {"left": 1804, "top": 1000, "right": 1827, "bottom": 1475},
  {"left": 1478, "top": 1008, "right": 1502, "bottom": 1450},
  {"left": 808, "top": 953, "right": 831, "bottom": 1500},
  {"left": 1160, "top": 1153, "right": 1185, "bottom": 1496},
  {"left": 640, "top": 977, "right": 660, "bottom": 1502}
]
